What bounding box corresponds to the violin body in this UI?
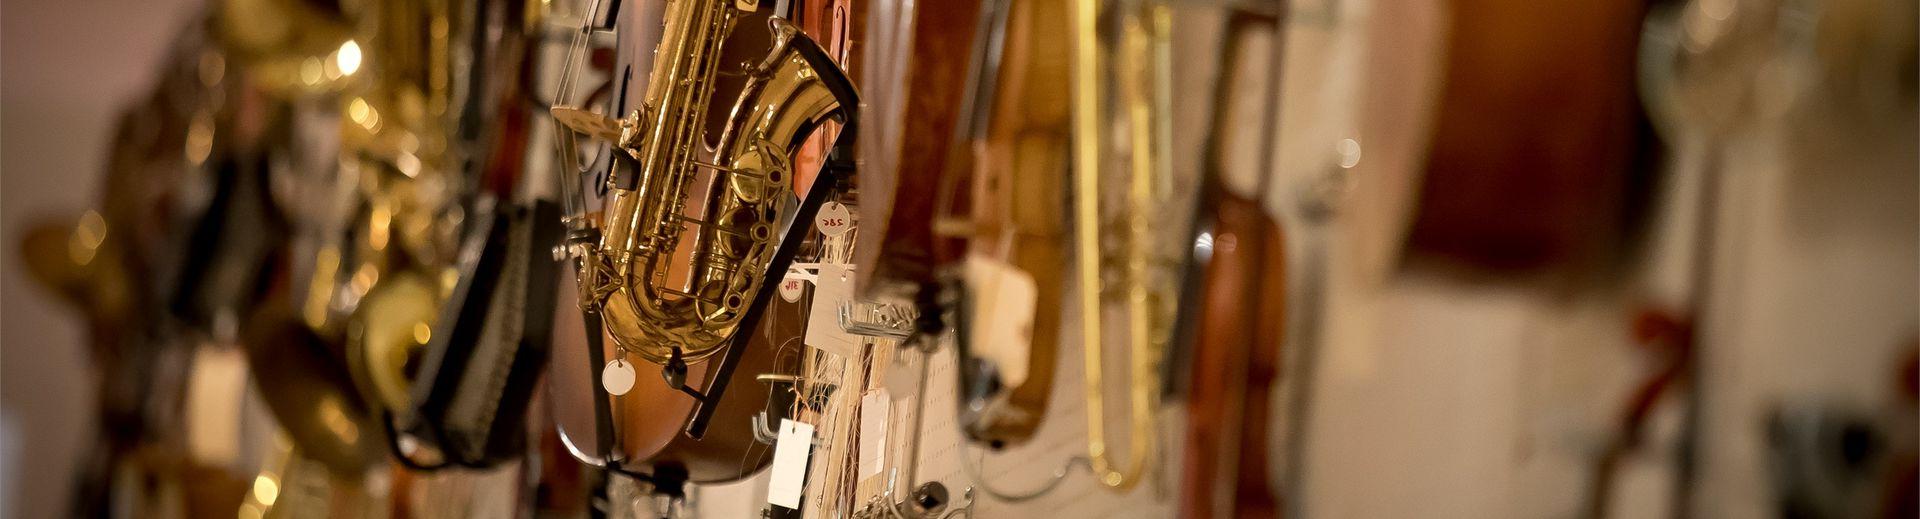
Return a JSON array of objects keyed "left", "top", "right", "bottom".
[
  {"left": 1180, "top": 187, "right": 1285, "bottom": 518},
  {"left": 850, "top": 0, "right": 987, "bottom": 292},
  {"left": 1179, "top": 10, "right": 1286, "bottom": 516}
]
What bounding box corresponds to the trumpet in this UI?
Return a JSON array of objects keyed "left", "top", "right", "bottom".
[{"left": 1071, "top": 0, "right": 1181, "bottom": 491}]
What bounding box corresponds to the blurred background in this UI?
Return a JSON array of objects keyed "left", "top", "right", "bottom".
[
  {"left": 5, "top": 1, "right": 206, "bottom": 517},
  {"left": 2, "top": 0, "right": 1916, "bottom": 517}
]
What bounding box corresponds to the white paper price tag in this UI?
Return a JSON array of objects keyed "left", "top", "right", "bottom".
[
  {"left": 857, "top": 390, "right": 891, "bottom": 479},
  {"left": 963, "top": 256, "right": 1038, "bottom": 388},
  {"left": 778, "top": 270, "right": 806, "bottom": 303},
  {"left": 766, "top": 419, "right": 815, "bottom": 509},
  {"left": 602, "top": 359, "right": 636, "bottom": 396},
  {"left": 185, "top": 344, "right": 249, "bottom": 465},
  {"left": 815, "top": 201, "right": 853, "bottom": 236},
  {"left": 804, "top": 263, "right": 861, "bottom": 357}
]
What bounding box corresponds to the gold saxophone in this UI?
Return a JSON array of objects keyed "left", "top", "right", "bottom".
[
  {"left": 1071, "top": 0, "right": 1178, "bottom": 491},
  {"left": 558, "top": 0, "right": 856, "bottom": 371}
]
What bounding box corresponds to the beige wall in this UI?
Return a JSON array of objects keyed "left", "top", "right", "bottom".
[{"left": 2, "top": 1, "right": 203, "bottom": 517}]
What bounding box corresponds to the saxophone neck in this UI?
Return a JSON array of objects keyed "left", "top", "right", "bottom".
[{"left": 720, "top": 19, "right": 859, "bottom": 160}]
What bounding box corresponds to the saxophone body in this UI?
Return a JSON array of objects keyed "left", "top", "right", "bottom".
[
  {"left": 586, "top": 0, "right": 851, "bottom": 367},
  {"left": 544, "top": 0, "right": 857, "bottom": 485}
]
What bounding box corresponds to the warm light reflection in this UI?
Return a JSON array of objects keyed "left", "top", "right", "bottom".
[
  {"left": 350, "top": 262, "right": 380, "bottom": 297},
  {"left": 369, "top": 200, "right": 393, "bottom": 251},
  {"left": 1337, "top": 138, "right": 1363, "bottom": 169},
  {"left": 336, "top": 40, "right": 362, "bottom": 76},
  {"left": 251, "top": 475, "right": 280, "bottom": 507},
  {"left": 348, "top": 97, "right": 373, "bottom": 126},
  {"left": 68, "top": 210, "right": 107, "bottom": 267},
  {"left": 396, "top": 152, "right": 422, "bottom": 178},
  {"left": 300, "top": 57, "right": 324, "bottom": 85},
  {"left": 316, "top": 396, "right": 360, "bottom": 444},
  {"left": 305, "top": 247, "right": 341, "bottom": 329}
]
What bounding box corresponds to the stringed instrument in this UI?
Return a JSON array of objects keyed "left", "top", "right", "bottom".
[
  {"left": 945, "top": 0, "right": 1072, "bottom": 448},
  {"left": 849, "top": 0, "right": 985, "bottom": 295},
  {"left": 1178, "top": 7, "right": 1287, "bottom": 517},
  {"left": 847, "top": 0, "right": 1084, "bottom": 452},
  {"left": 1402, "top": 0, "right": 1655, "bottom": 276}
]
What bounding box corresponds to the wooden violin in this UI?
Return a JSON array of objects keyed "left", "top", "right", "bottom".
[{"left": 1179, "top": 7, "right": 1288, "bottom": 518}]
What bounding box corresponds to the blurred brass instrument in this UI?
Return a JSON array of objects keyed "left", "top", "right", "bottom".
[
  {"left": 214, "top": 0, "right": 356, "bottom": 95},
  {"left": 555, "top": 0, "right": 857, "bottom": 373},
  {"left": 334, "top": 0, "right": 464, "bottom": 422},
  {"left": 1071, "top": 0, "right": 1177, "bottom": 491},
  {"left": 229, "top": 0, "right": 471, "bottom": 479}
]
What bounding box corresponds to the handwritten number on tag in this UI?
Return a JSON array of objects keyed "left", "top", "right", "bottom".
[{"left": 816, "top": 202, "right": 852, "bottom": 236}]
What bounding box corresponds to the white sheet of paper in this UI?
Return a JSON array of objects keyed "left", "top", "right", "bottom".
[
  {"left": 963, "top": 256, "right": 1038, "bottom": 387},
  {"left": 766, "top": 419, "right": 815, "bottom": 509},
  {"left": 858, "top": 390, "right": 891, "bottom": 479},
  {"left": 805, "top": 263, "right": 861, "bottom": 357}
]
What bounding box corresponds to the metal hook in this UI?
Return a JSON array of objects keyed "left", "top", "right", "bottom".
[{"left": 838, "top": 300, "right": 919, "bottom": 339}]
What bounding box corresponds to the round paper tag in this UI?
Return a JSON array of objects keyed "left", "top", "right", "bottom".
[
  {"left": 816, "top": 202, "right": 852, "bottom": 236},
  {"left": 602, "top": 359, "right": 636, "bottom": 396},
  {"left": 779, "top": 273, "right": 806, "bottom": 303}
]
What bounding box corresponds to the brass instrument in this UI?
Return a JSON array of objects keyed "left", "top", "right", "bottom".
[
  {"left": 1071, "top": 0, "right": 1181, "bottom": 491},
  {"left": 331, "top": 0, "right": 468, "bottom": 425},
  {"left": 539, "top": 0, "right": 859, "bottom": 495},
  {"left": 214, "top": 0, "right": 356, "bottom": 95},
  {"left": 553, "top": 0, "right": 859, "bottom": 396}
]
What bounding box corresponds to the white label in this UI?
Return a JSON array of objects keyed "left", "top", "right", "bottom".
[
  {"left": 963, "top": 256, "right": 1038, "bottom": 388},
  {"left": 602, "top": 359, "right": 636, "bottom": 396},
  {"left": 778, "top": 270, "right": 806, "bottom": 303},
  {"left": 766, "top": 419, "right": 815, "bottom": 509},
  {"left": 185, "top": 344, "right": 250, "bottom": 466},
  {"left": 815, "top": 201, "right": 853, "bottom": 236},
  {"left": 804, "top": 263, "right": 861, "bottom": 357},
  {"left": 857, "top": 390, "right": 891, "bottom": 479}
]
